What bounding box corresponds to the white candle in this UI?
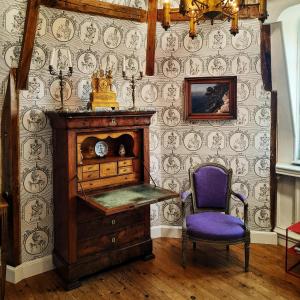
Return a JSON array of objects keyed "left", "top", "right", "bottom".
[
  {"left": 50, "top": 48, "right": 56, "bottom": 66},
  {"left": 123, "top": 56, "right": 126, "bottom": 72},
  {"left": 67, "top": 50, "right": 72, "bottom": 68}
]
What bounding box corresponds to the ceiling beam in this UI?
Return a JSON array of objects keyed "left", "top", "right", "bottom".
[
  {"left": 17, "top": 0, "right": 41, "bottom": 90},
  {"left": 145, "top": 0, "right": 157, "bottom": 76},
  {"left": 41, "top": 0, "right": 147, "bottom": 22}
]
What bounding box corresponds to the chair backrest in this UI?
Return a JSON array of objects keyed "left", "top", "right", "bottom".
[{"left": 189, "top": 163, "right": 232, "bottom": 213}]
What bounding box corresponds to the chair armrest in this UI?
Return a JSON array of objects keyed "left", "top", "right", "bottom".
[
  {"left": 180, "top": 189, "right": 193, "bottom": 220},
  {"left": 231, "top": 191, "right": 249, "bottom": 231},
  {"left": 180, "top": 190, "right": 192, "bottom": 203}
]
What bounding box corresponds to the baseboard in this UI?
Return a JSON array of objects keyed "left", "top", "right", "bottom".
[
  {"left": 7, "top": 226, "right": 278, "bottom": 284},
  {"left": 6, "top": 255, "right": 54, "bottom": 284}
]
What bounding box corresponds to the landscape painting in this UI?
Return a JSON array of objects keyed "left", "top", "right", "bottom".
[{"left": 184, "top": 76, "right": 237, "bottom": 120}]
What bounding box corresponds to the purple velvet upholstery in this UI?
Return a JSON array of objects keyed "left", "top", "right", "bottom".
[
  {"left": 186, "top": 212, "right": 245, "bottom": 240},
  {"left": 193, "top": 166, "right": 228, "bottom": 209}
]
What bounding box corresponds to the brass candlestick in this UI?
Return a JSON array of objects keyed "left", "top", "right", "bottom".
[
  {"left": 49, "top": 65, "right": 73, "bottom": 111},
  {"left": 122, "top": 70, "right": 143, "bottom": 110}
]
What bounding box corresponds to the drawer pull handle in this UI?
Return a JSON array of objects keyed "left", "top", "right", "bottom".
[
  {"left": 106, "top": 168, "right": 111, "bottom": 171},
  {"left": 112, "top": 237, "right": 116, "bottom": 243},
  {"left": 111, "top": 219, "right": 116, "bottom": 225}
]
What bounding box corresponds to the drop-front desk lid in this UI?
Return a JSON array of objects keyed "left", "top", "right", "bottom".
[{"left": 77, "top": 184, "right": 178, "bottom": 215}]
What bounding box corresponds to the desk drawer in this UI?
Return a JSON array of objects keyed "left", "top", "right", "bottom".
[
  {"left": 77, "top": 173, "right": 137, "bottom": 191},
  {"left": 77, "top": 223, "right": 146, "bottom": 258},
  {"left": 82, "top": 171, "right": 99, "bottom": 181},
  {"left": 100, "top": 162, "right": 117, "bottom": 177},
  {"left": 83, "top": 164, "right": 99, "bottom": 172},
  {"left": 118, "top": 159, "right": 132, "bottom": 167},
  {"left": 118, "top": 166, "right": 133, "bottom": 175},
  {"left": 77, "top": 207, "right": 146, "bottom": 239}
]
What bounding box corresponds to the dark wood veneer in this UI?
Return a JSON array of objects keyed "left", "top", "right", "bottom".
[{"left": 47, "top": 111, "right": 159, "bottom": 289}]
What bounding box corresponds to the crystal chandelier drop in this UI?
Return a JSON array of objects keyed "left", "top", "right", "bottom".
[{"left": 162, "top": 0, "right": 268, "bottom": 38}]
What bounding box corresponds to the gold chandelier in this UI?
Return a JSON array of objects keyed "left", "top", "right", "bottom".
[{"left": 162, "top": 0, "right": 268, "bottom": 38}]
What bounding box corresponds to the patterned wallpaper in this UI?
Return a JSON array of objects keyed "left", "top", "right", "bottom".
[{"left": 0, "top": 0, "right": 271, "bottom": 263}]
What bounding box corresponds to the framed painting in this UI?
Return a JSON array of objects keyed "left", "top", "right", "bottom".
[{"left": 184, "top": 76, "right": 237, "bottom": 120}]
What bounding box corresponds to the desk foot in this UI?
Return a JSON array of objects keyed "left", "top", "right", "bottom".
[{"left": 143, "top": 253, "right": 155, "bottom": 261}]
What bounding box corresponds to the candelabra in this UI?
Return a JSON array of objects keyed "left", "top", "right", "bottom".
[
  {"left": 49, "top": 65, "right": 73, "bottom": 111},
  {"left": 122, "top": 70, "right": 143, "bottom": 110}
]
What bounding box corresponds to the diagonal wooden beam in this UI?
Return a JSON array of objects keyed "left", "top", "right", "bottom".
[
  {"left": 41, "top": 0, "right": 147, "bottom": 22},
  {"left": 145, "top": 0, "right": 157, "bottom": 76},
  {"left": 17, "top": 0, "right": 41, "bottom": 90}
]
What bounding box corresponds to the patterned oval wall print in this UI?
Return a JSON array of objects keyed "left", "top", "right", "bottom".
[
  {"left": 232, "top": 180, "right": 250, "bottom": 199},
  {"left": 30, "top": 45, "right": 47, "bottom": 71},
  {"left": 125, "top": 28, "right": 143, "bottom": 50},
  {"left": 77, "top": 51, "right": 97, "bottom": 74},
  {"left": 184, "top": 155, "right": 202, "bottom": 171},
  {"left": 162, "top": 82, "right": 180, "bottom": 102},
  {"left": 23, "top": 168, "right": 48, "bottom": 194},
  {"left": 77, "top": 78, "right": 92, "bottom": 102},
  {"left": 183, "top": 132, "right": 202, "bottom": 151},
  {"left": 232, "top": 29, "right": 252, "bottom": 50},
  {"left": 22, "top": 76, "right": 45, "bottom": 101},
  {"left": 36, "top": 12, "right": 47, "bottom": 37},
  {"left": 162, "top": 130, "right": 181, "bottom": 150},
  {"left": 254, "top": 131, "right": 270, "bottom": 152},
  {"left": 254, "top": 106, "right": 270, "bottom": 127},
  {"left": 229, "top": 131, "right": 249, "bottom": 152},
  {"left": 235, "top": 107, "right": 250, "bottom": 126},
  {"left": 162, "top": 58, "right": 181, "bottom": 78},
  {"left": 103, "top": 25, "right": 122, "bottom": 49},
  {"left": 183, "top": 32, "right": 203, "bottom": 52},
  {"left": 23, "top": 226, "right": 49, "bottom": 255},
  {"left": 22, "top": 108, "right": 47, "bottom": 133},
  {"left": 232, "top": 54, "right": 250, "bottom": 75},
  {"left": 230, "top": 156, "right": 249, "bottom": 177},
  {"left": 237, "top": 81, "right": 250, "bottom": 102},
  {"left": 3, "top": 43, "right": 21, "bottom": 68},
  {"left": 140, "top": 82, "right": 158, "bottom": 103},
  {"left": 162, "top": 106, "right": 181, "bottom": 127},
  {"left": 184, "top": 56, "right": 202, "bottom": 76},
  {"left": 100, "top": 53, "right": 118, "bottom": 76},
  {"left": 22, "top": 196, "right": 48, "bottom": 224},
  {"left": 162, "top": 201, "right": 181, "bottom": 223},
  {"left": 253, "top": 206, "right": 270, "bottom": 229},
  {"left": 50, "top": 79, "right": 72, "bottom": 102},
  {"left": 207, "top": 57, "right": 227, "bottom": 76},
  {"left": 4, "top": 6, "right": 25, "bottom": 36},
  {"left": 52, "top": 16, "right": 75, "bottom": 42},
  {"left": 79, "top": 18, "right": 100, "bottom": 45},
  {"left": 162, "top": 154, "right": 181, "bottom": 175},
  {"left": 162, "top": 178, "right": 181, "bottom": 193},
  {"left": 254, "top": 181, "right": 270, "bottom": 202},
  {"left": 254, "top": 158, "right": 270, "bottom": 178},
  {"left": 207, "top": 131, "right": 225, "bottom": 150},
  {"left": 161, "top": 31, "right": 179, "bottom": 52},
  {"left": 22, "top": 136, "right": 47, "bottom": 162},
  {"left": 149, "top": 131, "right": 159, "bottom": 151},
  {"left": 208, "top": 29, "right": 227, "bottom": 50}
]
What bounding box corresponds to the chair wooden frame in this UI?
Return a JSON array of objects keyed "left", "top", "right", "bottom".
[{"left": 181, "top": 163, "right": 250, "bottom": 271}]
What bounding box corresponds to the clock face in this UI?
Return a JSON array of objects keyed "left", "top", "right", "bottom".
[{"left": 95, "top": 141, "right": 108, "bottom": 157}]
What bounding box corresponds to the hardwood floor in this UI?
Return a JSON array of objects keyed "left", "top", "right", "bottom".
[{"left": 5, "top": 238, "right": 300, "bottom": 300}]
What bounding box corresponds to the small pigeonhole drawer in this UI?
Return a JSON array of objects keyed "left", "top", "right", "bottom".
[
  {"left": 83, "top": 164, "right": 99, "bottom": 172},
  {"left": 100, "top": 162, "right": 117, "bottom": 178}
]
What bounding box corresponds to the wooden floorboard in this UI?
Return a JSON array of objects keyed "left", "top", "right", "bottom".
[{"left": 5, "top": 238, "right": 300, "bottom": 300}]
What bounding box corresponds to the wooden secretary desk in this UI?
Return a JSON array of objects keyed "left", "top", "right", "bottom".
[{"left": 46, "top": 111, "right": 177, "bottom": 289}]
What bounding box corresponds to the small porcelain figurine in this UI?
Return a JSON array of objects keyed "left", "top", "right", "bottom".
[{"left": 118, "top": 144, "right": 126, "bottom": 157}]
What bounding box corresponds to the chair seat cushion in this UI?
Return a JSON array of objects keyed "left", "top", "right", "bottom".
[{"left": 186, "top": 212, "right": 245, "bottom": 241}]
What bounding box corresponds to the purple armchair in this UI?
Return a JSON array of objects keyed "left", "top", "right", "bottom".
[{"left": 181, "top": 163, "right": 250, "bottom": 271}]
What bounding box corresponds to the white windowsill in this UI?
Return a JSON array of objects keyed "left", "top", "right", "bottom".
[{"left": 276, "top": 162, "right": 300, "bottom": 178}]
